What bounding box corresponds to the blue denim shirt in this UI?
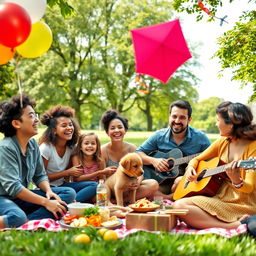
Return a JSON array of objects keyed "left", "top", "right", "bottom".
[
  {"left": 0, "top": 136, "right": 48, "bottom": 198},
  {"left": 136, "top": 126, "right": 211, "bottom": 156}
]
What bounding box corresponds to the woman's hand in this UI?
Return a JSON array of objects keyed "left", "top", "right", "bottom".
[
  {"left": 152, "top": 158, "right": 169, "bottom": 172},
  {"left": 225, "top": 160, "right": 242, "bottom": 184},
  {"left": 185, "top": 166, "right": 198, "bottom": 182},
  {"left": 67, "top": 165, "right": 84, "bottom": 177},
  {"left": 102, "top": 166, "right": 117, "bottom": 176}
]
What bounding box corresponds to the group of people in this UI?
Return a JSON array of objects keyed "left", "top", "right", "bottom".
[{"left": 0, "top": 94, "right": 255, "bottom": 237}]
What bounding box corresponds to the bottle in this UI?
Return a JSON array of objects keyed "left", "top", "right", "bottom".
[{"left": 96, "top": 179, "right": 107, "bottom": 207}]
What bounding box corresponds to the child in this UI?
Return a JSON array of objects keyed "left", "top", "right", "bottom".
[
  {"left": 72, "top": 132, "right": 116, "bottom": 182},
  {"left": 39, "top": 106, "right": 97, "bottom": 203}
]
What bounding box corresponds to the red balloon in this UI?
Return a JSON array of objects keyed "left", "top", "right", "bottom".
[{"left": 0, "top": 3, "right": 31, "bottom": 48}]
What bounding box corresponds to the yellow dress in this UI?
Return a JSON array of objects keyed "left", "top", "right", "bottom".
[{"left": 188, "top": 137, "right": 256, "bottom": 222}]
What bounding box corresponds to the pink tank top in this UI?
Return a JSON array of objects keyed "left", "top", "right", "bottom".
[{"left": 83, "top": 161, "right": 99, "bottom": 182}]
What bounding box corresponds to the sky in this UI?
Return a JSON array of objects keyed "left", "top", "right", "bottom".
[{"left": 174, "top": 0, "right": 254, "bottom": 104}]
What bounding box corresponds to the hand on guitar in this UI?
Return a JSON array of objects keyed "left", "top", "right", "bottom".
[
  {"left": 185, "top": 166, "right": 198, "bottom": 182},
  {"left": 225, "top": 160, "right": 242, "bottom": 185},
  {"left": 152, "top": 158, "right": 169, "bottom": 172}
]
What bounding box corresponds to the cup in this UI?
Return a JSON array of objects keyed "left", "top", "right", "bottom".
[{"left": 153, "top": 195, "right": 163, "bottom": 209}]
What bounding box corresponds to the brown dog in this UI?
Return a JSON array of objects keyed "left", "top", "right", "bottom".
[{"left": 105, "top": 153, "right": 144, "bottom": 206}]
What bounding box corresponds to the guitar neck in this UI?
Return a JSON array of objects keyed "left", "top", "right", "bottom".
[
  {"left": 203, "top": 164, "right": 227, "bottom": 178},
  {"left": 174, "top": 153, "right": 200, "bottom": 166}
]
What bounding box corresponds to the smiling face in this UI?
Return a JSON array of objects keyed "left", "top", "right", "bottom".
[
  {"left": 169, "top": 106, "right": 191, "bottom": 134},
  {"left": 54, "top": 116, "right": 74, "bottom": 142},
  {"left": 107, "top": 118, "right": 126, "bottom": 142},
  {"left": 80, "top": 134, "right": 98, "bottom": 156},
  {"left": 216, "top": 113, "right": 233, "bottom": 137}
]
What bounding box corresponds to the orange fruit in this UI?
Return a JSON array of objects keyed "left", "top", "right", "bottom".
[
  {"left": 98, "top": 228, "right": 108, "bottom": 236},
  {"left": 73, "top": 234, "right": 91, "bottom": 244},
  {"left": 103, "top": 230, "right": 118, "bottom": 241}
]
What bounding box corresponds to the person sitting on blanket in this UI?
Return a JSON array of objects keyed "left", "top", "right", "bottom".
[
  {"left": 39, "top": 106, "right": 97, "bottom": 203},
  {"left": 173, "top": 101, "right": 256, "bottom": 229},
  {"left": 101, "top": 109, "right": 159, "bottom": 204},
  {"left": 0, "top": 95, "right": 76, "bottom": 229},
  {"left": 136, "top": 100, "right": 211, "bottom": 199}
]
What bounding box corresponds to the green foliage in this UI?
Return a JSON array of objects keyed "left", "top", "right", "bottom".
[
  {"left": 83, "top": 206, "right": 99, "bottom": 217},
  {"left": 47, "top": 0, "right": 74, "bottom": 17},
  {"left": 172, "top": 0, "right": 256, "bottom": 103},
  {"left": 191, "top": 97, "right": 223, "bottom": 133},
  {"left": 0, "top": 230, "right": 256, "bottom": 256}
]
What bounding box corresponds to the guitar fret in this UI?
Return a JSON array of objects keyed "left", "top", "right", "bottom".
[
  {"left": 203, "top": 165, "right": 226, "bottom": 178},
  {"left": 174, "top": 153, "right": 200, "bottom": 165}
]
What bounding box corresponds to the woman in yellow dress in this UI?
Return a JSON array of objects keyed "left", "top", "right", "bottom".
[{"left": 173, "top": 101, "right": 256, "bottom": 229}]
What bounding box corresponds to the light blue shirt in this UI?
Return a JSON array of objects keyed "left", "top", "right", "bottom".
[
  {"left": 136, "top": 126, "right": 211, "bottom": 156},
  {"left": 0, "top": 136, "right": 48, "bottom": 198}
]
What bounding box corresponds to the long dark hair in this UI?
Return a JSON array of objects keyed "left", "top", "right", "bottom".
[
  {"left": 76, "top": 132, "right": 102, "bottom": 166},
  {"left": 39, "top": 105, "right": 80, "bottom": 147},
  {"left": 0, "top": 95, "right": 36, "bottom": 137},
  {"left": 216, "top": 101, "right": 256, "bottom": 140}
]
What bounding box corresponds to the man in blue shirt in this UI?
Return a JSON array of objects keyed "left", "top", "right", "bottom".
[
  {"left": 0, "top": 95, "right": 76, "bottom": 228},
  {"left": 136, "top": 100, "right": 211, "bottom": 198}
]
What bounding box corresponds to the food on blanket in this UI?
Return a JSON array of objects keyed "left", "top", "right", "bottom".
[
  {"left": 103, "top": 230, "right": 118, "bottom": 241},
  {"left": 98, "top": 228, "right": 109, "bottom": 236},
  {"left": 130, "top": 198, "right": 159, "bottom": 209},
  {"left": 70, "top": 217, "right": 88, "bottom": 227},
  {"left": 63, "top": 214, "right": 78, "bottom": 224},
  {"left": 73, "top": 233, "right": 91, "bottom": 244},
  {"left": 99, "top": 207, "right": 110, "bottom": 222},
  {"left": 68, "top": 202, "right": 94, "bottom": 217},
  {"left": 83, "top": 206, "right": 100, "bottom": 217},
  {"left": 108, "top": 205, "right": 133, "bottom": 218},
  {"left": 101, "top": 216, "right": 119, "bottom": 227}
]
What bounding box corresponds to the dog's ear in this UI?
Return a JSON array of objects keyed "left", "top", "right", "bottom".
[{"left": 120, "top": 157, "right": 131, "bottom": 170}]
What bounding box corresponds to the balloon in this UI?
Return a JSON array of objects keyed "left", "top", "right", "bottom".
[
  {"left": 0, "top": 44, "right": 15, "bottom": 65},
  {"left": 16, "top": 21, "right": 53, "bottom": 58},
  {"left": 0, "top": 0, "right": 47, "bottom": 23},
  {"left": 0, "top": 2, "right": 31, "bottom": 48}
]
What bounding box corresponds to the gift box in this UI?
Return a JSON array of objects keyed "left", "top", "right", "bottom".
[{"left": 125, "top": 212, "right": 176, "bottom": 232}]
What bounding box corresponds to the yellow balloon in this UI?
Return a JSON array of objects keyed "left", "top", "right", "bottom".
[{"left": 16, "top": 21, "right": 52, "bottom": 58}]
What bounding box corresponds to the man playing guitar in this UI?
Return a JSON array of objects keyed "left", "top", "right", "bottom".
[{"left": 136, "top": 100, "right": 211, "bottom": 198}]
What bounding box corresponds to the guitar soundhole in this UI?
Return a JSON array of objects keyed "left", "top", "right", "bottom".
[
  {"left": 197, "top": 169, "right": 206, "bottom": 181},
  {"left": 167, "top": 159, "right": 174, "bottom": 170}
]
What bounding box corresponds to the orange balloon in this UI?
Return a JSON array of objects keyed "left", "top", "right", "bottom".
[{"left": 0, "top": 44, "right": 15, "bottom": 65}]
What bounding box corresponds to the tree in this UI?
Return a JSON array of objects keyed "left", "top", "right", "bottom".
[
  {"left": 191, "top": 97, "right": 223, "bottom": 133},
  {"left": 13, "top": 0, "right": 200, "bottom": 130},
  {"left": 172, "top": 0, "right": 256, "bottom": 102}
]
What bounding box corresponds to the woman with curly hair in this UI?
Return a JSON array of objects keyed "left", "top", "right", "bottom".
[
  {"left": 0, "top": 95, "right": 76, "bottom": 228},
  {"left": 101, "top": 109, "right": 159, "bottom": 205},
  {"left": 39, "top": 106, "right": 97, "bottom": 203}
]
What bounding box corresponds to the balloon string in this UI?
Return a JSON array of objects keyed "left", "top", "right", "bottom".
[{"left": 14, "top": 55, "right": 23, "bottom": 108}]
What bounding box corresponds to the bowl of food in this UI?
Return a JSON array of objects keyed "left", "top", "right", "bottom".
[{"left": 68, "top": 202, "right": 94, "bottom": 217}]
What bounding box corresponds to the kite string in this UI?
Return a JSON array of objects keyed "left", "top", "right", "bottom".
[{"left": 14, "top": 55, "right": 23, "bottom": 108}]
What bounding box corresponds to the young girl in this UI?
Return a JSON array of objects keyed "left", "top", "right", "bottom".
[
  {"left": 39, "top": 106, "right": 97, "bottom": 203},
  {"left": 72, "top": 132, "right": 116, "bottom": 182}
]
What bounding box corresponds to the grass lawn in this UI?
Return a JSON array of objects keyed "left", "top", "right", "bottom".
[
  {"left": 1, "top": 229, "right": 255, "bottom": 256},
  {"left": 2, "top": 130, "right": 254, "bottom": 255}
]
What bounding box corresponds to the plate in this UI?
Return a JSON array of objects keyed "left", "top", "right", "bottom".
[
  {"left": 129, "top": 204, "right": 160, "bottom": 213},
  {"left": 59, "top": 218, "right": 123, "bottom": 230}
]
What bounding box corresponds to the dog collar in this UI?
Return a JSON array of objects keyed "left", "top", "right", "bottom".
[{"left": 123, "top": 171, "right": 137, "bottom": 179}]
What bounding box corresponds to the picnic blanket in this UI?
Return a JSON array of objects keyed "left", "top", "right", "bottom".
[
  {"left": 4, "top": 200, "right": 248, "bottom": 238},
  {"left": 12, "top": 218, "right": 247, "bottom": 239}
]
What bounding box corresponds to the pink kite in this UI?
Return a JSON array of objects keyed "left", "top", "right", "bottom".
[{"left": 131, "top": 19, "right": 192, "bottom": 84}]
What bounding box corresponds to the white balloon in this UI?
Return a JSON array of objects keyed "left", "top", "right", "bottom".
[{"left": 0, "top": 0, "right": 47, "bottom": 23}]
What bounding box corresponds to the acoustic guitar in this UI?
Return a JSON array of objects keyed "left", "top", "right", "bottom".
[
  {"left": 143, "top": 148, "right": 200, "bottom": 184},
  {"left": 173, "top": 158, "right": 256, "bottom": 200}
]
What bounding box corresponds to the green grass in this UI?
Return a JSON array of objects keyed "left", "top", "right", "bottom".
[{"left": 1, "top": 229, "right": 255, "bottom": 256}]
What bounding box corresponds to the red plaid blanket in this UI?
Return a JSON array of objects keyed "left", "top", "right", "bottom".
[
  {"left": 11, "top": 218, "right": 247, "bottom": 239},
  {"left": 4, "top": 200, "right": 248, "bottom": 238}
]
